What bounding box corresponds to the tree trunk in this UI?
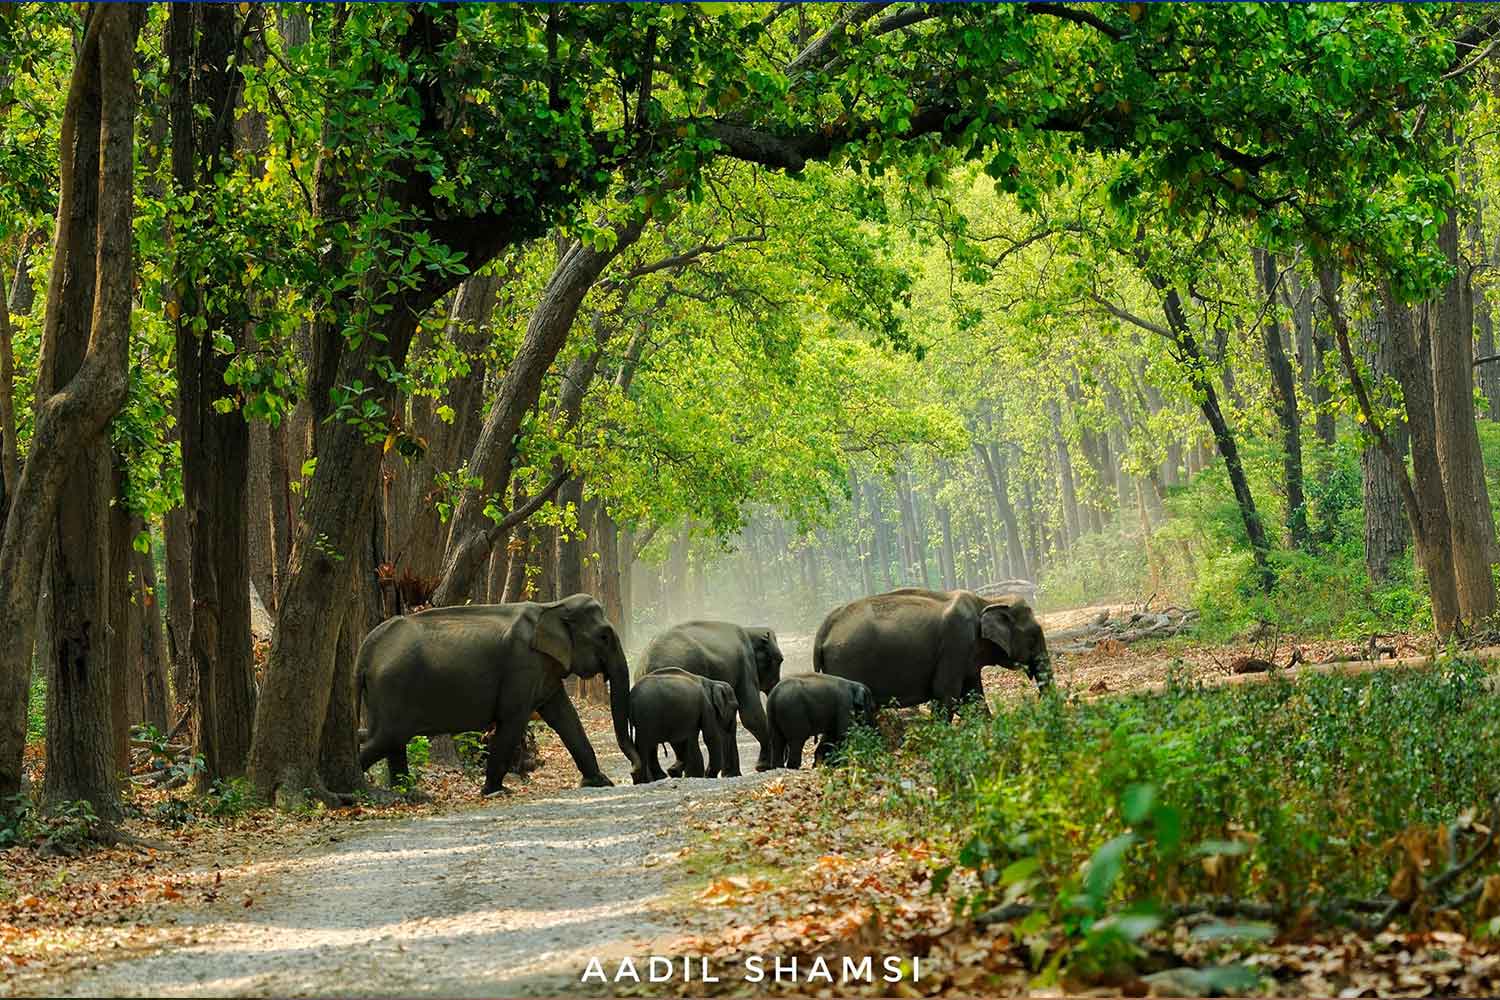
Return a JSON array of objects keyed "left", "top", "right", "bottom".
[
  {"left": 1433, "top": 199, "right": 1498, "bottom": 620},
  {"left": 1049, "top": 400, "right": 1080, "bottom": 547},
  {"left": 433, "top": 222, "right": 645, "bottom": 607},
  {"left": 0, "top": 7, "right": 139, "bottom": 816},
  {"left": 1360, "top": 309, "right": 1410, "bottom": 584},
  {"left": 1324, "top": 268, "right": 1460, "bottom": 634},
  {"left": 394, "top": 272, "right": 503, "bottom": 582},
  {"left": 1256, "top": 249, "right": 1309, "bottom": 550},
  {"left": 170, "top": 3, "right": 256, "bottom": 784},
  {"left": 162, "top": 506, "right": 193, "bottom": 731},
  {"left": 1284, "top": 269, "right": 1336, "bottom": 446},
  {"left": 975, "top": 442, "right": 1029, "bottom": 581},
  {"left": 132, "top": 524, "right": 171, "bottom": 733},
  {"left": 1153, "top": 282, "right": 1273, "bottom": 591}
]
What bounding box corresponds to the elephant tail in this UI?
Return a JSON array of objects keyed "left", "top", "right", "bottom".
[{"left": 811, "top": 612, "right": 835, "bottom": 675}]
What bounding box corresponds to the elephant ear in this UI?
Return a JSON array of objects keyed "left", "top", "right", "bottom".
[
  {"left": 532, "top": 604, "right": 573, "bottom": 671},
  {"left": 979, "top": 602, "right": 1017, "bottom": 661}
]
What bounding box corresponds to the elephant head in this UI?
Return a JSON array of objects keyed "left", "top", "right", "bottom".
[
  {"left": 747, "top": 627, "right": 784, "bottom": 695},
  {"left": 707, "top": 681, "right": 739, "bottom": 734},
  {"left": 534, "top": 594, "right": 640, "bottom": 769},
  {"left": 849, "top": 681, "right": 878, "bottom": 728},
  {"left": 978, "top": 597, "right": 1052, "bottom": 689}
]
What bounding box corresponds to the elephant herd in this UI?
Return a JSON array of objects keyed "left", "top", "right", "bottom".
[{"left": 356, "top": 587, "right": 1053, "bottom": 795}]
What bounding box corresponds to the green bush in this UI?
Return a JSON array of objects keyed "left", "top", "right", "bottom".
[
  {"left": 844, "top": 660, "right": 1500, "bottom": 978},
  {"left": 0, "top": 796, "right": 100, "bottom": 853}
]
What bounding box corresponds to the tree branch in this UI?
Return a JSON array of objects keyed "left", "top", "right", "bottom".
[
  {"left": 1474, "top": 353, "right": 1500, "bottom": 368},
  {"left": 483, "top": 471, "right": 568, "bottom": 545},
  {"left": 602, "top": 231, "right": 767, "bottom": 289},
  {"left": 1091, "top": 294, "right": 1174, "bottom": 339},
  {"left": 1023, "top": 2, "right": 1123, "bottom": 42}
]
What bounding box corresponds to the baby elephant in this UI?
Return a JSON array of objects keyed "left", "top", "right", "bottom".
[
  {"left": 628, "top": 668, "right": 740, "bottom": 783},
  {"left": 767, "top": 674, "right": 877, "bottom": 769}
]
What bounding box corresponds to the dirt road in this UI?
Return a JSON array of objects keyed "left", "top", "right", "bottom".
[{"left": 18, "top": 730, "right": 773, "bottom": 999}]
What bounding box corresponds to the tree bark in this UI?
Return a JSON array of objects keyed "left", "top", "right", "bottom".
[
  {"left": 1049, "top": 400, "right": 1081, "bottom": 547},
  {"left": 1432, "top": 199, "right": 1497, "bottom": 620},
  {"left": 1256, "top": 249, "right": 1309, "bottom": 550},
  {"left": 0, "top": 7, "right": 139, "bottom": 816},
  {"left": 170, "top": 3, "right": 256, "bottom": 784},
  {"left": 1322, "top": 267, "right": 1460, "bottom": 634}
]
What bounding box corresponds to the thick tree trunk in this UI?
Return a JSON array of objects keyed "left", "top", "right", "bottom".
[
  {"left": 1326, "top": 270, "right": 1460, "bottom": 633},
  {"left": 433, "top": 222, "right": 645, "bottom": 607},
  {"left": 170, "top": 3, "right": 256, "bottom": 784},
  {"left": 1433, "top": 203, "right": 1498, "bottom": 620},
  {"left": 0, "top": 8, "right": 139, "bottom": 816},
  {"left": 1256, "top": 249, "right": 1309, "bottom": 550}
]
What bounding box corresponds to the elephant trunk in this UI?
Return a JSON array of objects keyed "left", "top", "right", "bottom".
[
  {"left": 1028, "top": 650, "right": 1053, "bottom": 690},
  {"left": 608, "top": 656, "right": 641, "bottom": 772}
]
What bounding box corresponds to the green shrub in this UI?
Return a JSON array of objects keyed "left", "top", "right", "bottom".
[
  {"left": 845, "top": 660, "right": 1500, "bottom": 979},
  {"left": 0, "top": 797, "right": 100, "bottom": 853}
]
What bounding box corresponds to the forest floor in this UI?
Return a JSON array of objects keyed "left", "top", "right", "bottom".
[{"left": 0, "top": 618, "right": 1461, "bottom": 998}]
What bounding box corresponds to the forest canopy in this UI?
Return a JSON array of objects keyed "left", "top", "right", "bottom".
[{"left": 1, "top": 1, "right": 1499, "bottom": 825}]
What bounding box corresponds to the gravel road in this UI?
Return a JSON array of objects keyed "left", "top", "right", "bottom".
[{"left": 21, "top": 727, "right": 774, "bottom": 999}]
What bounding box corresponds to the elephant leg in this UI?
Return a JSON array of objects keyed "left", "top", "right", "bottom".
[
  {"left": 739, "top": 685, "right": 774, "bottom": 771},
  {"left": 768, "top": 717, "right": 787, "bottom": 770},
  {"left": 483, "top": 713, "right": 529, "bottom": 797},
  {"left": 646, "top": 742, "right": 668, "bottom": 782},
  {"left": 672, "top": 739, "right": 705, "bottom": 777},
  {"left": 387, "top": 743, "right": 411, "bottom": 786},
  {"left": 720, "top": 729, "right": 742, "bottom": 777},
  {"left": 704, "top": 728, "right": 724, "bottom": 778},
  {"left": 537, "top": 687, "right": 612, "bottom": 788},
  {"left": 359, "top": 733, "right": 398, "bottom": 774},
  {"left": 666, "top": 753, "right": 685, "bottom": 779},
  {"left": 784, "top": 734, "right": 805, "bottom": 770}
]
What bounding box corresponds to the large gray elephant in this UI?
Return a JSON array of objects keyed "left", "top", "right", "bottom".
[
  {"left": 813, "top": 588, "right": 1051, "bottom": 716},
  {"left": 357, "top": 594, "right": 638, "bottom": 796},
  {"left": 766, "top": 674, "right": 877, "bottom": 769},
  {"left": 638, "top": 620, "right": 783, "bottom": 771},
  {"left": 627, "top": 668, "right": 739, "bottom": 783}
]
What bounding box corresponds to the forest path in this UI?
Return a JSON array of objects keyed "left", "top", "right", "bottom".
[{"left": 24, "top": 729, "right": 772, "bottom": 998}]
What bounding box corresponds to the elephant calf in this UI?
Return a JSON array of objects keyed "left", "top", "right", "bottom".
[
  {"left": 628, "top": 668, "right": 740, "bottom": 784},
  {"left": 766, "top": 674, "right": 877, "bottom": 769}
]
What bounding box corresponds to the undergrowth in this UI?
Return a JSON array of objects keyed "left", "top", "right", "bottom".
[
  {"left": 835, "top": 659, "right": 1500, "bottom": 981},
  {"left": 1037, "top": 435, "right": 1435, "bottom": 640}
]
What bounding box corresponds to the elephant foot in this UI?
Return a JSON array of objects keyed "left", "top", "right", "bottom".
[
  {"left": 666, "top": 764, "right": 685, "bottom": 778},
  {"left": 754, "top": 761, "right": 775, "bottom": 772},
  {"left": 481, "top": 783, "right": 513, "bottom": 798},
  {"left": 580, "top": 773, "right": 614, "bottom": 788}
]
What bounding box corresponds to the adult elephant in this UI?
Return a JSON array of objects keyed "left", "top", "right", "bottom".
[
  {"left": 357, "top": 594, "right": 638, "bottom": 796},
  {"left": 638, "top": 620, "right": 783, "bottom": 771},
  {"left": 813, "top": 588, "right": 1051, "bottom": 715}
]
